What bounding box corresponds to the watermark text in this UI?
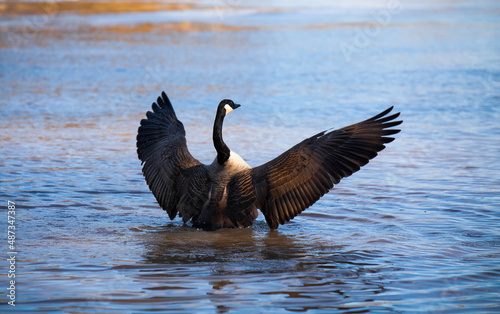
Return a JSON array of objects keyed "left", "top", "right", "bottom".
[{"left": 6, "top": 201, "right": 17, "bottom": 307}]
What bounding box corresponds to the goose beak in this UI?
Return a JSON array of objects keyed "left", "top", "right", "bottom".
[
  {"left": 224, "top": 103, "right": 240, "bottom": 115},
  {"left": 234, "top": 104, "right": 241, "bottom": 109}
]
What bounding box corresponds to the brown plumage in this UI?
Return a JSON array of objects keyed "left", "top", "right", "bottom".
[{"left": 137, "top": 92, "right": 402, "bottom": 231}]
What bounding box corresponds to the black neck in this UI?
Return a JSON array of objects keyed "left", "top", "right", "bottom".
[{"left": 213, "top": 107, "right": 230, "bottom": 165}]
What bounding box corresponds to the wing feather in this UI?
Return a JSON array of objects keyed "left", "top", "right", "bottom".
[
  {"left": 137, "top": 91, "right": 208, "bottom": 221},
  {"left": 227, "top": 106, "right": 402, "bottom": 230}
]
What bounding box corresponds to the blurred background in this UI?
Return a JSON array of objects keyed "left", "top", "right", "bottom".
[{"left": 1, "top": 0, "right": 499, "bottom": 313}]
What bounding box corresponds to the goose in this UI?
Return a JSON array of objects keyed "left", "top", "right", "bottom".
[{"left": 137, "top": 92, "right": 402, "bottom": 231}]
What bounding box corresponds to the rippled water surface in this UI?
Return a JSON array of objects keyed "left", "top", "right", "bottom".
[{"left": 1, "top": 0, "right": 500, "bottom": 312}]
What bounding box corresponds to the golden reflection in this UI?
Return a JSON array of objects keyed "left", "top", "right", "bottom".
[
  {"left": 100, "top": 22, "right": 255, "bottom": 34},
  {"left": 0, "top": 21, "right": 255, "bottom": 49},
  {"left": 0, "top": 1, "right": 193, "bottom": 15}
]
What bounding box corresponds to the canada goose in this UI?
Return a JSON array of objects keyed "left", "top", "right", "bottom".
[{"left": 137, "top": 92, "right": 402, "bottom": 231}]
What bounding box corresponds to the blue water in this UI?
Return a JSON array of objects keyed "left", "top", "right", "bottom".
[{"left": 1, "top": 0, "right": 500, "bottom": 312}]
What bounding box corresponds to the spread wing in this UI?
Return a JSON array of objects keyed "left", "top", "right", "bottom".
[
  {"left": 137, "top": 92, "right": 208, "bottom": 221},
  {"left": 225, "top": 106, "right": 402, "bottom": 230}
]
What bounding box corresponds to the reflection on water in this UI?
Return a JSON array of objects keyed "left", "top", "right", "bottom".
[
  {"left": 1, "top": 0, "right": 500, "bottom": 313},
  {"left": 81, "top": 225, "right": 392, "bottom": 313}
]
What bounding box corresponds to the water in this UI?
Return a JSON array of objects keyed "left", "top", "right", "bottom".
[{"left": 1, "top": 0, "right": 500, "bottom": 312}]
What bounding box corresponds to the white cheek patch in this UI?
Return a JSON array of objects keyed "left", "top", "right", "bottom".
[{"left": 224, "top": 104, "right": 234, "bottom": 115}]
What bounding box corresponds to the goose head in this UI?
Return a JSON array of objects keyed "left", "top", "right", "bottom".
[{"left": 218, "top": 99, "right": 240, "bottom": 116}]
